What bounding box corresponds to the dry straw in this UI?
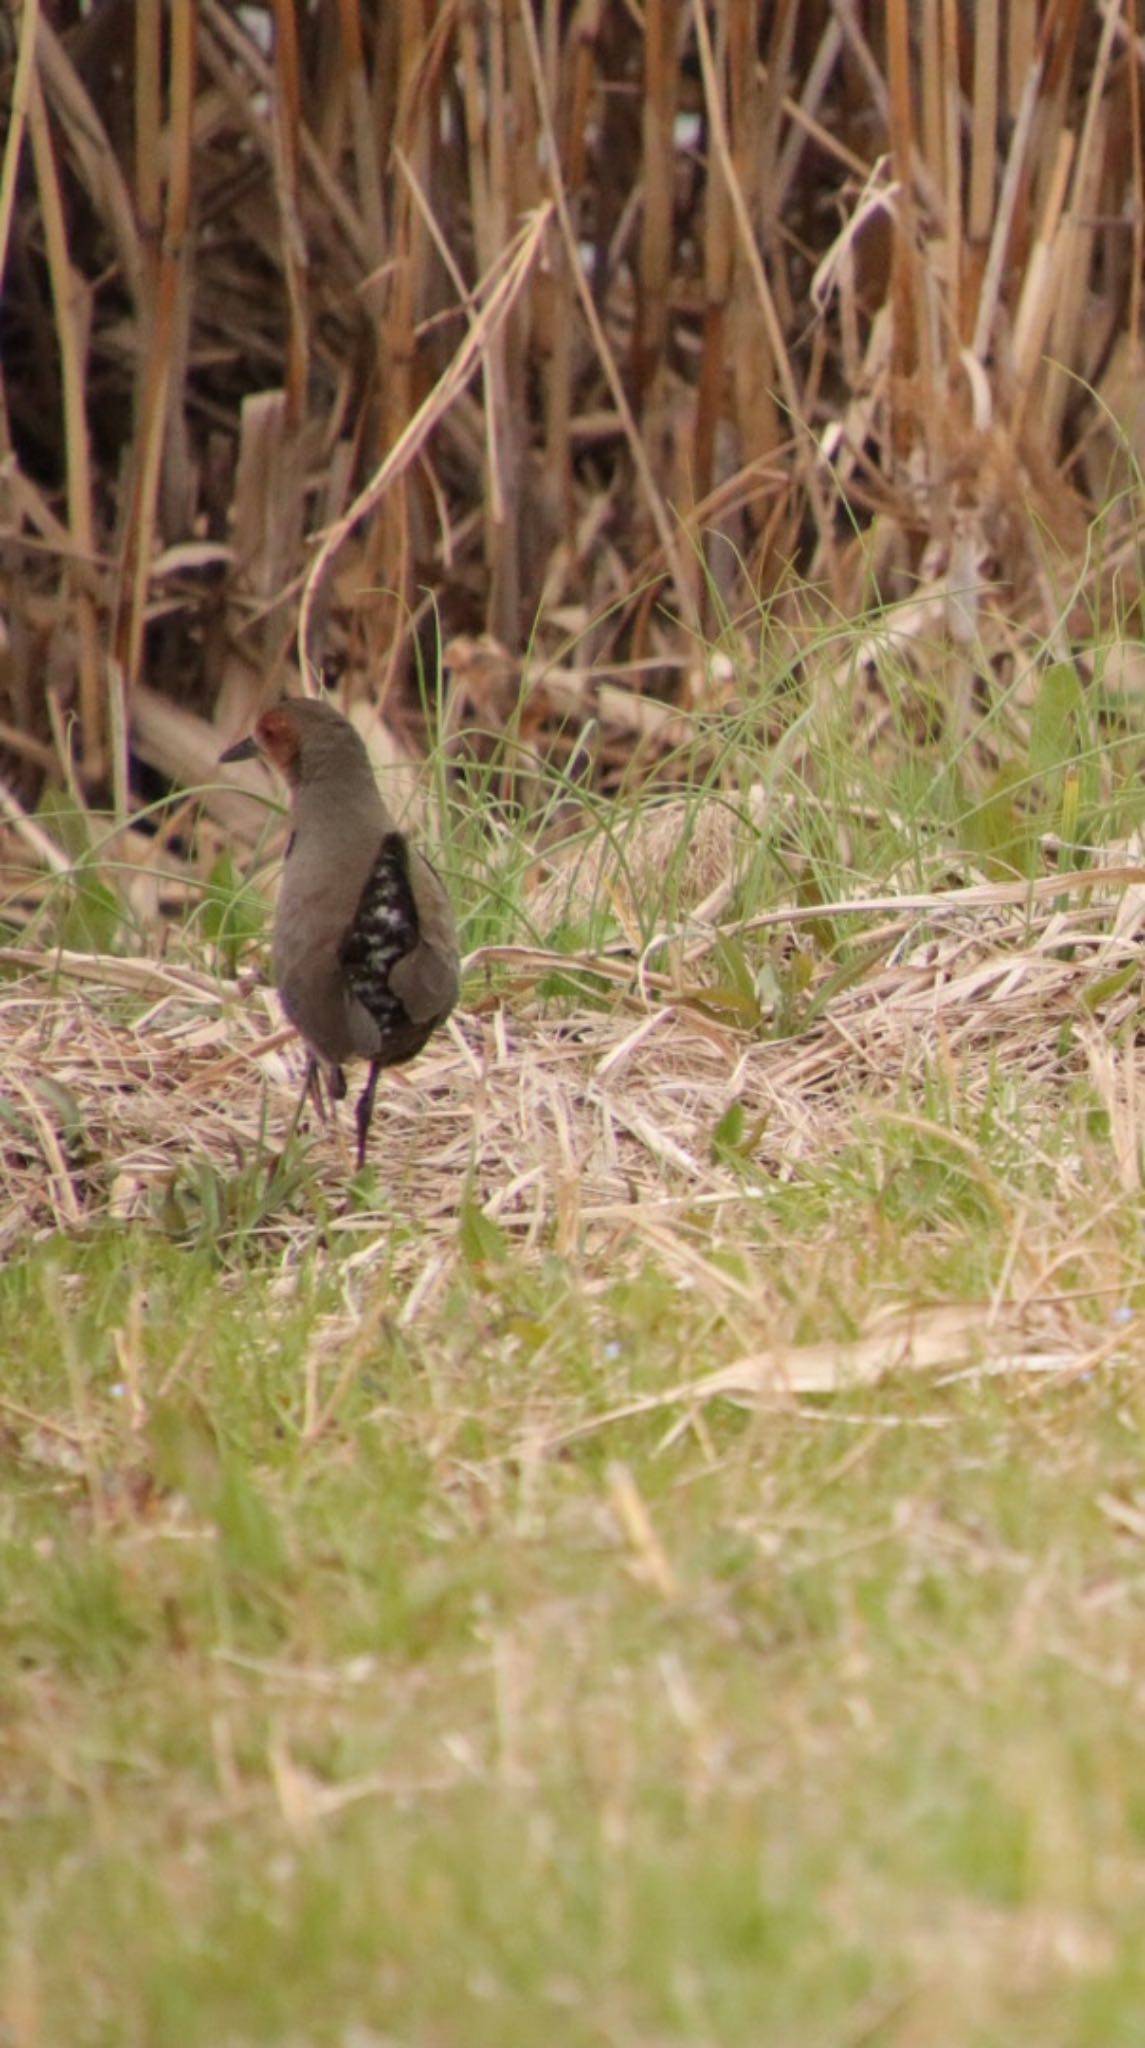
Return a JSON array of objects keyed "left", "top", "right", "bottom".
[{"left": 2, "top": 861, "right": 1142, "bottom": 1301}]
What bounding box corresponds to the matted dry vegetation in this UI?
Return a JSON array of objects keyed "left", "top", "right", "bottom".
[
  {"left": 1, "top": 0, "right": 1143, "bottom": 830},
  {"left": 4, "top": 855, "right": 1144, "bottom": 1405}
]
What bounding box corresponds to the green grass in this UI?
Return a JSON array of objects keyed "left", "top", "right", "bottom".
[
  {"left": 4, "top": 1173, "right": 1145, "bottom": 2045},
  {"left": 6, "top": 592, "right": 1145, "bottom": 2043}
]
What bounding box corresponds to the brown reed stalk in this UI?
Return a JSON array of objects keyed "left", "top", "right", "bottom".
[
  {"left": 25, "top": 64, "right": 101, "bottom": 782},
  {"left": 693, "top": 0, "right": 733, "bottom": 525},
  {"left": 634, "top": 0, "right": 681, "bottom": 404},
  {"left": 0, "top": 0, "right": 39, "bottom": 302},
  {"left": 114, "top": 0, "right": 195, "bottom": 756},
  {"left": 270, "top": 0, "right": 310, "bottom": 422}
]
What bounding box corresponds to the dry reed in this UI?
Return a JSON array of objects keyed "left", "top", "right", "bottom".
[{"left": 0, "top": 3, "right": 1139, "bottom": 833}]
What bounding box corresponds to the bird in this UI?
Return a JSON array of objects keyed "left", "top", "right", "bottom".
[{"left": 219, "top": 694, "right": 459, "bottom": 1170}]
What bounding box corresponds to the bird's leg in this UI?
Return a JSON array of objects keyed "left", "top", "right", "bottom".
[
  {"left": 305, "top": 1057, "right": 346, "bottom": 1119},
  {"left": 354, "top": 1059, "right": 383, "bottom": 1171},
  {"left": 283, "top": 1055, "right": 346, "bottom": 1150},
  {"left": 283, "top": 1053, "right": 320, "bottom": 1149}
]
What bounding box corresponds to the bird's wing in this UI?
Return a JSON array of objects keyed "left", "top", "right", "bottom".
[
  {"left": 391, "top": 848, "right": 460, "bottom": 1024},
  {"left": 339, "top": 831, "right": 420, "bottom": 1036},
  {"left": 340, "top": 832, "right": 459, "bottom": 1034}
]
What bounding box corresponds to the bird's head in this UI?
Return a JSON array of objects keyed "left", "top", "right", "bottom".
[{"left": 220, "top": 696, "right": 370, "bottom": 792}]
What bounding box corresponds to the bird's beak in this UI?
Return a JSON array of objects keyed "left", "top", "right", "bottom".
[{"left": 219, "top": 734, "right": 260, "bottom": 765}]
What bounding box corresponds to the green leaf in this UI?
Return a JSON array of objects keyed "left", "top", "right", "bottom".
[
  {"left": 961, "top": 765, "right": 1035, "bottom": 879},
  {"left": 710, "top": 1098, "right": 769, "bottom": 1168},
  {"left": 35, "top": 786, "right": 92, "bottom": 860},
  {"left": 34, "top": 787, "right": 125, "bottom": 947},
  {"left": 708, "top": 939, "right": 759, "bottom": 1003},
  {"left": 60, "top": 867, "right": 124, "bottom": 952},
  {"left": 1028, "top": 662, "right": 1084, "bottom": 778},
  {"left": 1082, "top": 964, "right": 1139, "bottom": 1011},
  {"left": 711, "top": 1101, "right": 746, "bottom": 1156},
  {"left": 200, "top": 850, "right": 265, "bottom": 967},
  {"left": 680, "top": 982, "right": 762, "bottom": 1025},
  {"left": 458, "top": 1199, "right": 509, "bottom": 1267}
]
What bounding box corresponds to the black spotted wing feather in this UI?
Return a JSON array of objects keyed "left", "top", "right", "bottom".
[{"left": 339, "top": 832, "right": 433, "bottom": 1066}]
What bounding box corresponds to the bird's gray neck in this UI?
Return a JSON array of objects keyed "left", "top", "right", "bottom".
[{"left": 292, "top": 770, "right": 389, "bottom": 847}]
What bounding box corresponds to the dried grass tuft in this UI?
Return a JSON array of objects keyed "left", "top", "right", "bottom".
[{"left": 528, "top": 794, "right": 744, "bottom": 934}]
